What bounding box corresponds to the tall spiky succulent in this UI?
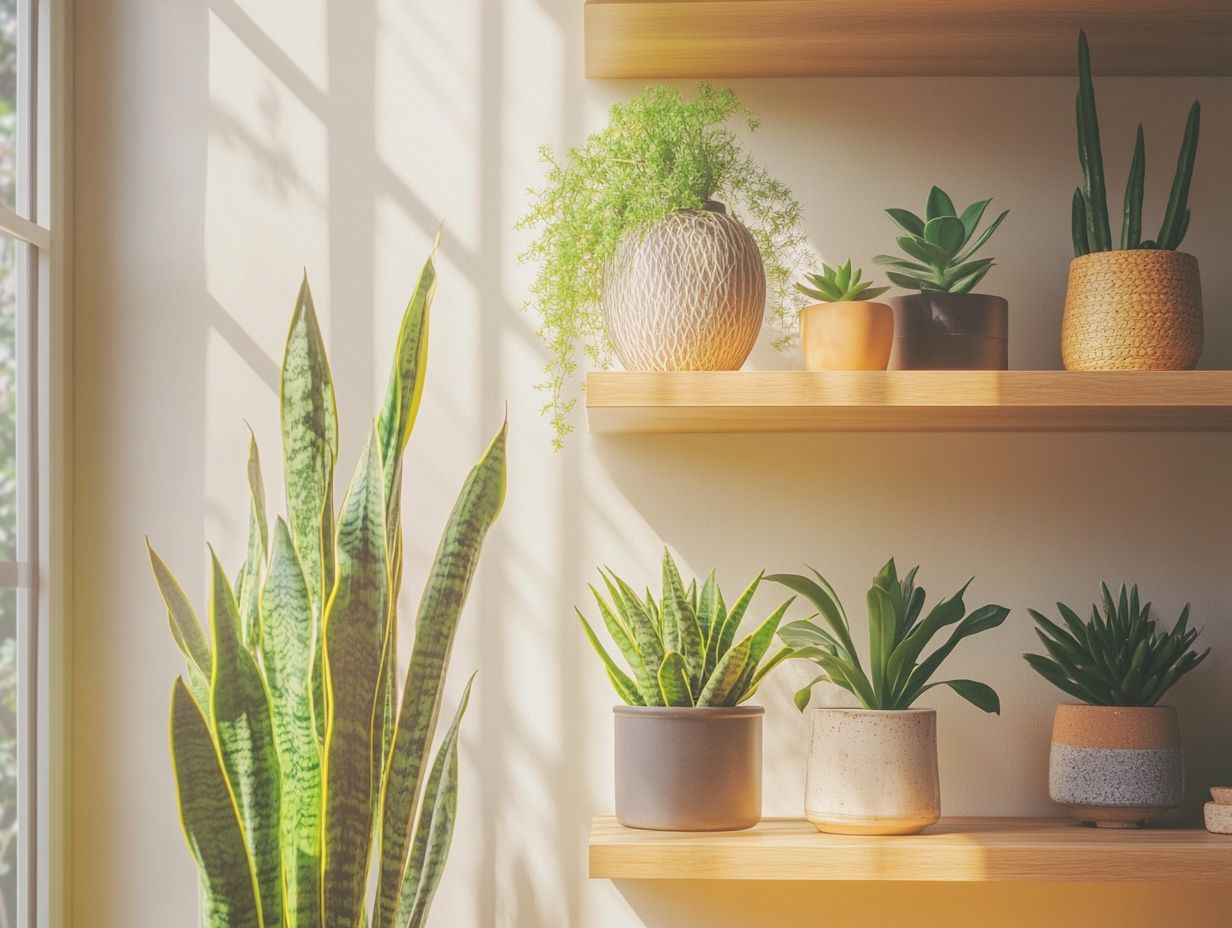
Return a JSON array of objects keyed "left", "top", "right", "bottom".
[
  {"left": 577, "top": 550, "right": 796, "bottom": 707},
  {"left": 150, "top": 246, "right": 508, "bottom": 928},
  {"left": 874, "top": 186, "right": 1009, "bottom": 293},
  {"left": 774, "top": 559, "right": 1009, "bottom": 713},
  {"left": 1072, "top": 30, "right": 1200, "bottom": 256},
  {"left": 1025, "top": 583, "right": 1208, "bottom": 707},
  {"left": 796, "top": 260, "right": 889, "bottom": 303}
]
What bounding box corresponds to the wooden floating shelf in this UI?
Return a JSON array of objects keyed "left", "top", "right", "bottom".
[
  {"left": 589, "top": 816, "right": 1232, "bottom": 882},
  {"left": 583, "top": 0, "right": 1232, "bottom": 78},
  {"left": 585, "top": 371, "right": 1232, "bottom": 433}
]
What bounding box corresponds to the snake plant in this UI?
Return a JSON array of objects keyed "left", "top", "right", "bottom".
[
  {"left": 578, "top": 550, "right": 796, "bottom": 707},
  {"left": 1025, "top": 583, "right": 1209, "bottom": 706},
  {"left": 772, "top": 559, "right": 1009, "bottom": 713},
  {"left": 874, "top": 187, "right": 1008, "bottom": 293},
  {"left": 796, "top": 260, "right": 889, "bottom": 303},
  {"left": 150, "top": 245, "right": 508, "bottom": 928},
  {"left": 1072, "top": 30, "right": 1200, "bottom": 256}
]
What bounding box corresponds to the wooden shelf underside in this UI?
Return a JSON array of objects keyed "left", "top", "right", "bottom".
[
  {"left": 585, "top": 371, "right": 1232, "bottom": 433},
  {"left": 589, "top": 816, "right": 1232, "bottom": 882},
  {"left": 583, "top": 0, "right": 1232, "bottom": 78}
]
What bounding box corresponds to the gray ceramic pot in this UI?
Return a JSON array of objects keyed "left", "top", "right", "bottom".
[
  {"left": 614, "top": 705, "right": 762, "bottom": 831},
  {"left": 887, "top": 292, "right": 1009, "bottom": 370}
]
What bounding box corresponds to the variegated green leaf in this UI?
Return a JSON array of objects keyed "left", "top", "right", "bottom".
[
  {"left": 169, "top": 678, "right": 263, "bottom": 928},
  {"left": 397, "top": 674, "right": 473, "bottom": 928},
  {"left": 375, "top": 420, "right": 506, "bottom": 928},
  {"left": 321, "top": 430, "right": 390, "bottom": 928},
  {"left": 661, "top": 551, "right": 703, "bottom": 693},
  {"left": 588, "top": 583, "right": 651, "bottom": 700},
  {"left": 148, "top": 541, "right": 211, "bottom": 706},
  {"left": 259, "top": 518, "right": 321, "bottom": 928},
  {"left": 657, "top": 651, "right": 692, "bottom": 706},
  {"left": 577, "top": 609, "right": 641, "bottom": 705},
  {"left": 238, "top": 428, "right": 268, "bottom": 652},
  {"left": 697, "top": 638, "right": 750, "bottom": 707},
  {"left": 208, "top": 550, "right": 282, "bottom": 927}
]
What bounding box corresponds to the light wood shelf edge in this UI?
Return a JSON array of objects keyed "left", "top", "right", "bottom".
[{"left": 589, "top": 816, "right": 1232, "bottom": 882}]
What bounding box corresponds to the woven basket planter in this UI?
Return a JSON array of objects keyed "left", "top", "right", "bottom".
[
  {"left": 1062, "top": 250, "right": 1203, "bottom": 371},
  {"left": 601, "top": 204, "right": 766, "bottom": 371}
]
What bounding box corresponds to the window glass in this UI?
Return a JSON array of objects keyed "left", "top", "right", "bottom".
[
  {"left": 0, "top": 233, "right": 15, "bottom": 564},
  {"left": 0, "top": 585, "right": 15, "bottom": 928},
  {"left": 0, "top": 0, "right": 15, "bottom": 212}
]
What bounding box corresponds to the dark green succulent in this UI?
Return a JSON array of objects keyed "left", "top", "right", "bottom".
[
  {"left": 796, "top": 260, "right": 889, "bottom": 303},
  {"left": 1072, "top": 30, "right": 1200, "bottom": 256},
  {"left": 1025, "top": 583, "right": 1209, "bottom": 707},
  {"left": 874, "top": 186, "right": 1008, "bottom": 294}
]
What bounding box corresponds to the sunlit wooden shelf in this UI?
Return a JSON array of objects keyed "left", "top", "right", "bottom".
[
  {"left": 583, "top": 0, "right": 1232, "bottom": 78},
  {"left": 585, "top": 371, "right": 1232, "bottom": 433},
  {"left": 589, "top": 816, "right": 1232, "bottom": 882}
]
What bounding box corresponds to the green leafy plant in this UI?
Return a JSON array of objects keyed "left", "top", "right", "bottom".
[
  {"left": 772, "top": 559, "right": 1009, "bottom": 713},
  {"left": 578, "top": 550, "right": 796, "bottom": 707},
  {"left": 518, "top": 83, "right": 806, "bottom": 447},
  {"left": 796, "top": 260, "right": 889, "bottom": 303},
  {"left": 1025, "top": 583, "right": 1209, "bottom": 706},
  {"left": 149, "top": 248, "right": 508, "bottom": 928},
  {"left": 873, "top": 186, "right": 1008, "bottom": 293},
  {"left": 1072, "top": 31, "right": 1200, "bottom": 256}
]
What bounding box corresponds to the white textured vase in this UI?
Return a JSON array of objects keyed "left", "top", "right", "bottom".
[
  {"left": 601, "top": 203, "right": 766, "bottom": 371},
  {"left": 805, "top": 708, "right": 940, "bottom": 836}
]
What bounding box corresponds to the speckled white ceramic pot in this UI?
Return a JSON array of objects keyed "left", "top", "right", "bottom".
[{"left": 804, "top": 708, "right": 940, "bottom": 836}]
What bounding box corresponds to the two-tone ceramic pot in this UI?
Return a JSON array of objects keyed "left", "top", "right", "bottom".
[
  {"left": 805, "top": 708, "right": 940, "bottom": 835},
  {"left": 614, "top": 705, "right": 763, "bottom": 831},
  {"left": 1049, "top": 704, "right": 1183, "bottom": 828},
  {"left": 799, "top": 301, "right": 894, "bottom": 371}
]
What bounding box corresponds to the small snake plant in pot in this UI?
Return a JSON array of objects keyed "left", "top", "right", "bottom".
[
  {"left": 149, "top": 248, "right": 508, "bottom": 928},
  {"left": 773, "top": 559, "right": 1009, "bottom": 835},
  {"left": 1062, "top": 30, "right": 1203, "bottom": 371},
  {"left": 796, "top": 260, "right": 894, "bottom": 371},
  {"left": 874, "top": 186, "right": 1010, "bottom": 370},
  {"left": 1025, "top": 583, "right": 1208, "bottom": 828},
  {"left": 578, "top": 550, "right": 795, "bottom": 830}
]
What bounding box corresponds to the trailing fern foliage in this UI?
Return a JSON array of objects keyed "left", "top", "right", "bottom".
[{"left": 151, "top": 247, "right": 508, "bottom": 928}]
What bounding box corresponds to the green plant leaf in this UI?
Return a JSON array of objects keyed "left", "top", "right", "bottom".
[
  {"left": 1072, "top": 188, "right": 1091, "bottom": 257},
  {"left": 661, "top": 550, "right": 704, "bottom": 692},
  {"left": 1121, "top": 124, "right": 1145, "bottom": 249},
  {"left": 793, "top": 674, "right": 829, "bottom": 711},
  {"left": 923, "top": 216, "right": 967, "bottom": 256},
  {"left": 207, "top": 550, "right": 281, "bottom": 927},
  {"left": 1158, "top": 100, "right": 1200, "bottom": 250},
  {"left": 885, "top": 271, "right": 927, "bottom": 290},
  {"left": 148, "top": 542, "right": 212, "bottom": 707},
  {"left": 921, "top": 678, "right": 1000, "bottom": 714},
  {"left": 577, "top": 609, "right": 641, "bottom": 705},
  {"left": 587, "top": 584, "right": 651, "bottom": 700},
  {"left": 169, "top": 678, "right": 264, "bottom": 928},
  {"left": 885, "top": 208, "right": 925, "bottom": 237},
  {"left": 709, "top": 571, "right": 762, "bottom": 671},
  {"left": 657, "top": 651, "right": 693, "bottom": 706},
  {"left": 237, "top": 428, "right": 268, "bottom": 652},
  {"left": 375, "top": 421, "right": 507, "bottom": 928},
  {"left": 925, "top": 186, "right": 958, "bottom": 221},
  {"left": 897, "top": 234, "right": 952, "bottom": 268},
  {"left": 766, "top": 571, "right": 856, "bottom": 665},
  {"left": 953, "top": 210, "right": 1008, "bottom": 263},
  {"left": 697, "top": 638, "right": 750, "bottom": 706},
  {"left": 867, "top": 582, "right": 898, "bottom": 706},
  {"left": 259, "top": 518, "right": 322, "bottom": 928},
  {"left": 959, "top": 198, "right": 991, "bottom": 238},
  {"left": 321, "top": 430, "right": 390, "bottom": 928}
]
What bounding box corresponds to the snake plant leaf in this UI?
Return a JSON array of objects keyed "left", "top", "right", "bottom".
[
  {"left": 577, "top": 609, "right": 641, "bottom": 705},
  {"left": 396, "top": 674, "right": 474, "bottom": 928},
  {"left": 661, "top": 551, "right": 703, "bottom": 692},
  {"left": 1122, "top": 125, "right": 1146, "bottom": 249},
  {"left": 922, "top": 678, "right": 1000, "bottom": 714},
  {"left": 1077, "top": 31, "right": 1112, "bottom": 252},
  {"left": 169, "top": 678, "right": 263, "bottom": 928},
  {"left": 280, "top": 273, "right": 339, "bottom": 625},
  {"left": 259, "top": 518, "right": 322, "bottom": 928},
  {"left": 607, "top": 572, "right": 665, "bottom": 703},
  {"left": 697, "top": 571, "right": 719, "bottom": 652},
  {"left": 1072, "top": 188, "right": 1091, "bottom": 256},
  {"left": 207, "top": 549, "right": 282, "bottom": 927},
  {"left": 697, "top": 638, "right": 750, "bottom": 707},
  {"left": 375, "top": 420, "right": 506, "bottom": 928},
  {"left": 237, "top": 428, "right": 269, "bottom": 652},
  {"left": 657, "top": 651, "right": 693, "bottom": 706},
  {"left": 709, "top": 571, "right": 762, "bottom": 668},
  {"left": 588, "top": 584, "right": 651, "bottom": 700},
  {"left": 148, "top": 541, "right": 212, "bottom": 706},
  {"left": 321, "top": 429, "right": 390, "bottom": 928},
  {"left": 1158, "top": 100, "right": 1200, "bottom": 250}
]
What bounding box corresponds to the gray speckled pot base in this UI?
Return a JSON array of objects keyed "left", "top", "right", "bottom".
[{"left": 1050, "top": 743, "right": 1182, "bottom": 825}]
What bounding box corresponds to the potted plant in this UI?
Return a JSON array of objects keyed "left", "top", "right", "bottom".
[
  {"left": 772, "top": 560, "right": 1008, "bottom": 835},
  {"left": 1025, "top": 583, "right": 1208, "bottom": 828},
  {"left": 873, "top": 186, "right": 1011, "bottom": 370},
  {"left": 148, "top": 250, "right": 508, "bottom": 926},
  {"left": 796, "top": 260, "right": 893, "bottom": 371},
  {"left": 578, "top": 550, "right": 796, "bottom": 831},
  {"left": 519, "top": 83, "right": 806, "bottom": 446},
  {"left": 1063, "top": 31, "right": 1202, "bottom": 371}
]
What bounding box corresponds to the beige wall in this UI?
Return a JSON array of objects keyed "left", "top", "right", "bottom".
[{"left": 71, "top": 1, "right": 1232, "bottom": 925}]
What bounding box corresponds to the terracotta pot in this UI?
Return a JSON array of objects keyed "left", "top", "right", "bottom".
[
  {"left": 804, "top": 708, "right": 940, "bottom": 836},
  {"left": 614, "top": 705, "right": 762, "bottom": 831},
  {"left": 602, "top": 202, "right": 766, "bottom": 372},
  {"left": 886, "top": 292, "right": 1009, "bottom": 370},
  {"left": 1062, "top": 249, "right": 1203, "bottom": 371},
  {"left": 799, "top": 301, "right": 894, "bottom": 371},
  {"left": 1049, "top": 704, "right": 1183, "bottom": 828}
]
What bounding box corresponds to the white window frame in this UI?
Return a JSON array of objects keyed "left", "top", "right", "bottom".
[{"left": 0, "top": 0, "right": 68, "bottom": 927}]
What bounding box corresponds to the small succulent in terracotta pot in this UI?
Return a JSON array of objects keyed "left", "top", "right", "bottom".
[
  {"left": 773, "top": 559, "right": 1009, "bottom": 835},
  {"left": 795, "top": 260, "right": 893, "bottom": 371},
  {"left": 1025, "top": 583, "right": 1209, "bottom": 827}
]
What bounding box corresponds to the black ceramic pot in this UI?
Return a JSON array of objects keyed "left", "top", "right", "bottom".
[{"left": 886, "top": 293, "right": 1009, "bottom": 370}]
